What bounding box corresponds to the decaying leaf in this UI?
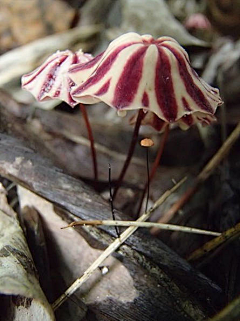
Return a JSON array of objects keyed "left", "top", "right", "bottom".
[{"left": 0, "top": 187, "right": 54, "bottom": 321}]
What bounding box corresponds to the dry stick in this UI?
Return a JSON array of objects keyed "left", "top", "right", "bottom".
[
  {"left": 52, "top": 177, "right": 186, "bottom": 311},
  {"left": 79, "top": 103, "right": 98, "bottom": 182},
  {"left": 151, "top": 121, "right": 240, "bottom": 235},
  {"left": 136, "top": 125, "right": 170, "bottom": 216},
  {"left": 112, "top": 109, "right": 145, "bottom": 200},
  {"left": 187, "top": 221, "right": 240, "bottom": 262},
  {"left": 62, "top": 220, "right": 220, "bottom": 237}
]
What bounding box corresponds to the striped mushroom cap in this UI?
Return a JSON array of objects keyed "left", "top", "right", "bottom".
[
  {"left": 70, "top": 32, "right": 223, "bottom": 130},
  {"left": 21, "top": 50, "right": 93, "bottom": 107}
]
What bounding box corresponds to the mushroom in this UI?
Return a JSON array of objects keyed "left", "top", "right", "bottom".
[
  {"left": 140, "top": 138, "right": 154, "bottom": 213},
  {"left": 21, "top": 49, "right": 99, "bottom": 181},
  {"left": 70, "top": 32, "right": 223, "bottom": 200},
  {"left": 22, "top": 49, "right": 93, "bottom": 107},
  {"left": 22, "top": 32, "right": 223, "bottom": 207}
]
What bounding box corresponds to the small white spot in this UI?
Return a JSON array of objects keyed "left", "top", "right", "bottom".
[
  {"left": 15, "top": 157, "right": 24, "bottom": 165},
  {"left": 117, "top": 110, "right": 127, "bottom": 117},
  {"left": 100, "top": 266, "right": 109, "bottom": 276}
]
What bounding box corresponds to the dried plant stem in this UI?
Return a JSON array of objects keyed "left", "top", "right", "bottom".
[
  {"left": 187, "top": 221, "right": 240, "bottom": 262},
  {"left": 136, "top": 125, "right": 169, "bottom": 216},
  {"left": 151, "top": 121, "right": 240, "bottom": 235},
  {"left": 52, "top": 177, "right": 186, "bottom": 311},
  {"left": 62, "top": 220, "right": 220, "bottom": 237},
  {"left": 113, "top": 109, "right": 145, "bottom": 200},
  {"left": 79, "top": 103, "right": 98, "bottom": 182}
]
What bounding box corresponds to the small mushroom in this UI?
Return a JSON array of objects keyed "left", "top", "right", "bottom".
[
  {"left": 140, "top": 138, "right": 154, "bottom": 148},
  {"left": 22, "top": 49, "right": 93, "bottom": 107},
  {"left": 70, "top": 32, "right": 222, "bottom": 130},
  {"left": 21, "top": 32, "right": 223, "bottom": 205},
  {"left": 140, "top": 138, "right": 154, "bottom": 213},
  {"left": 21, "top": 50, "right": 99, "bottom": 181},
  {"left": 70, "top": 32, "right": 222, "bottom": 200}
]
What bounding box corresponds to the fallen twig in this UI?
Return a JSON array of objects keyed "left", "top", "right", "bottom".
[
  {"left": 151, "top": 121, "right": 240, "bottom": 234},
  {"left": 52, "top": 177, "right": 186, "bottom": 310},
  {"left": 62, "top": 220, "right": 220, "bottom": 237},
  {"left": 187, "top": 221, "right": 240, "bottom": 262}
]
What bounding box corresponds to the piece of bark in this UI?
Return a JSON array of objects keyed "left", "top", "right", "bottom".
[
  {"left": 0, "top": 186, "right": 54, "bottom": 320},
  {"left": 0, "top": 89, "right": 197, "bottom": 194},
  {"left": 0, "top": 88, "right": 208, "bottom": 227},
  {"left": 0, "top": 90, "right": 225, "bottom": 312},
  {"left": 21, "top": 206, "right": 54, "bottom": 303},
  {"left": 0, "top": 133, "right": 225, "bottom": 316}
]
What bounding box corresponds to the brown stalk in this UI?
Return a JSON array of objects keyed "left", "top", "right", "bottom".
[
  {"left": 113, "top": 109, "right": 145, "bottom": 200},
  {"left": 79, "top": 103, "right": 98, "bottom": 182}
]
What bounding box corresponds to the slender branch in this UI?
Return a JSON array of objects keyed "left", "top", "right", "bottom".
[
  {"left": 151, "top": 121, "right": 240, "bottom": 235},
  {"left": 113, "top": 109, "right": 145, "bottom": 200},
  {"left": 52, "top": 177, "right": 186, "bottom": 311},
  {"left": 187, "top": 221, "right": 240, "bottom": 262},
  {"left": 62, "top": 220, "right": 220, "bottom": 237},
  {"left": 79, "top": 103, "right": 98, "bottom": 182}
]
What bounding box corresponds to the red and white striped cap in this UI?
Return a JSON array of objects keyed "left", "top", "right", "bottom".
[
  {"left": 22, "top": 49, "right": 93, "bottom": 107},
  {"left": 70, "top": 32, "right": 222, "bottom": 130}
]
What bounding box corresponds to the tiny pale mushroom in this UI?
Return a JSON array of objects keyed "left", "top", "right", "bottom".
[
  {"left": 184, "top": 13, "right": 211, "bottom": 31},
  {"left": 140, "top": 138, "right": 154, "bottom": 147}
]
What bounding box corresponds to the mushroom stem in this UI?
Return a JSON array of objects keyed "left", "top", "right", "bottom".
[
  {"left": 113, "top": 109, "right": 145, "bottom": 200},
  {"left": 79, "top": 103, "right": 98, "bottom": 182},
  {"left": 145, "top": 147, "right": 150, "bottom": 213},
  {"left": 108, "top": 163, "right": 120, "bottom": 237},
  {"left": 136, "top": 125, "right": 170, "bottom": 217}
]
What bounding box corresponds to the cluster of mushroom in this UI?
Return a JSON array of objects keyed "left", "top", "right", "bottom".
[
  {"left": 22, "top": 32, "right": 222, "bottom": 131},
  {"left": 22, "top": 32, "right": 223, "bottom": 209}
]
